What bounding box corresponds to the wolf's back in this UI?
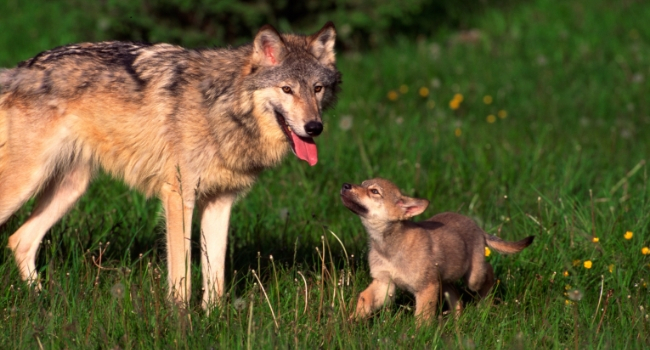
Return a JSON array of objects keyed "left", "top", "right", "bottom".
[{"left": 485, "top": 234, "right": 534, "bottom": 254}]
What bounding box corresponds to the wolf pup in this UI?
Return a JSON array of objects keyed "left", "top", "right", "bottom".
[
  {"left": 0, "top": 23, "right": 341, "bottom": 308},
  {"left": 340, "top": 178, "right": 533, "bottom": 323}
]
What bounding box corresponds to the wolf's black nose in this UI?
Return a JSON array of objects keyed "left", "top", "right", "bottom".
[
  {"left": 342, "top": 183, "right": 352, "bottom": 191},
  {"left": 305, "top": 121, "right": 323, "bottom": 136}
]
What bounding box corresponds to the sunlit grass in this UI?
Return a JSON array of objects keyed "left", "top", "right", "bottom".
[{"left": 1, "top": 0, "right": 650, "bottom": 348}]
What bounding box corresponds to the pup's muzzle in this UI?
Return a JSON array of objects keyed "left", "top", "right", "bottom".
[
  {"left": 340, "top": 183, "right": 368, "bottom": 216},
  {"left": 341, "top": 183, "right": 352, "bottom": 194}
]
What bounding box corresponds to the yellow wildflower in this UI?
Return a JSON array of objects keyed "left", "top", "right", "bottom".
[
  {"left": 419, "top": 87, "right": 429, "bottom": 97},
  {"left": 583, "top": 260, "right": 592, "bottom": 269},
  {"left": 483, "top": 95, "right": 493, "bottom": 104},
  {"left": 485, "top": 247, "right": 491, "bottom": 257},
  {"left": 486, "top": 115, "right": 496, "bottom": 123},
  {"left": 624, "top": 231, "right": 633, "bottom": 240},
  {"left": 497, "top": 110, "right": 508, "bottom": 119},
  {"left": 387, "top": 90, "right": 398, "bottom": 101},
  {"left": 449, "top": 93, "right": 464, "bottom": 109},
  {"left": 454, "top": 128, "right": 462, "bottom": 137},
  {"left": 608, "top": 264, "right": 615, "bottom": 273},
  {"left": 449, "top": 94, "right": 463, "bottom": 109},
  {"left": 399, "top": 84, "right": 409, "bottom": 94},
  {"left": 642, "top": 247, "right": 649, "bottom": 255},
  {"left": 565, "top": 284, "right": 572, "bottom": 290},
  {"left": 563, "top": 270, "right": 569, "bottom": 277},
  {"left": 565, "top": 300, "right": 574, "bottom": 306},
  {"left": 592, "top": 237, "right": 599, "bottom": 243}
]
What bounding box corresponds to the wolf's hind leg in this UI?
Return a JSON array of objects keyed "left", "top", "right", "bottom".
[
  {"left": 7, "top": 162, "right": 91, "bottom": 285},
  {"left": 0, "top": 161, "right": 50, "bottom": 226},
  {"left": 466, "top": 246, "right": 490, "bottom": 293},
  {"left": 477, "top": 263, "right": 495, "bottom": 298}
]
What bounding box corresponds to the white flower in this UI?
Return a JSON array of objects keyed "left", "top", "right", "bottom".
[{"left": 339, "top": 115, "right": 353, "bottom": 131}]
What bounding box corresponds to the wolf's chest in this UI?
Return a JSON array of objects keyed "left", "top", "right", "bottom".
[{"left": 368, "top": 250, "right": 425, "bottom": 292}]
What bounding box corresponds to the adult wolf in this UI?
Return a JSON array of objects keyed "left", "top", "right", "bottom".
[{"left": 0, "top": 22, "right": 341, "bottom": 308}]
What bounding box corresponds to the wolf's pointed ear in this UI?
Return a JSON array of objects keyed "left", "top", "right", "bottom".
[
  {"left": 398, "top": 197, "right": 429, "bottom": 219},
  {"left": 308, "top": 22, "right": 337, "bottom": 66},
  {"left": 252, "top": 25, "right": 286, "bottom": 67}
]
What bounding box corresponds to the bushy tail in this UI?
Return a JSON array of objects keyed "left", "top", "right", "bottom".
[{"left": 485, "top": 234, "right": 534, "bottom": 254}]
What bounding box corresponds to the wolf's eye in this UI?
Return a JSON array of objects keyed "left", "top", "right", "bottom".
[
  {"left": 282, "top": 86, "right": 292, "bottom": 94},
  {"left": 370, "top": 189, "right": 379, "bottom": 195},
  {"left": 314, "top": 86, "right": 323, "bottom": 93}
]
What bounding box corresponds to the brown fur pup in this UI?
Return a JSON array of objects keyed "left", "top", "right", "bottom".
[
  {"left": 340, "top": 178, "right": 534, "bottom": 323},
  {"left": 0, "top": 23, "right": 341, "bottom": 309}
]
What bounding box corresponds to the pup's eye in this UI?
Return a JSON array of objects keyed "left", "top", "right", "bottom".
[
  {"left": 282, "top": 86, "right": 292, "bottom": 94},
  {"left": 370, "top": 189, "right": 380, "bottom": 195},
  {"left": 314, "top": 86, "right": 323, "bottom": 93}
]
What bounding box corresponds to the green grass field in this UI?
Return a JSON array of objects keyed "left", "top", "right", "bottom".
[{"left": 1, "top": 0, "right": 650, "bottom": 348}]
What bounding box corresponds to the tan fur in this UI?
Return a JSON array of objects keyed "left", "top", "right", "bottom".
[
  {"left": 340, "top": 178, "right": 534, "bottom": 324},
  {"left": 0, "top": 23, "right": 341, "bottom": 309},
  {"left": 0, "top": 108, "right": 7, "bottom": 170}
]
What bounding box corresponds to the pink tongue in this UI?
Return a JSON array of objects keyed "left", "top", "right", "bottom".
[{"left": 290, "top": 131, "right": 318, "bottom": 166}]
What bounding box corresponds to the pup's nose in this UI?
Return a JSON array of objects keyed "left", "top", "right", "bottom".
[
  {"left": 342, "top": 183, "right": 352, "bottom": 191},
  {"left": 304, "top": 121, "right": 323, "bottom": 136}
]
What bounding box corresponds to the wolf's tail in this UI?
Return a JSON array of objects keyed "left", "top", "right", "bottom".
[{"left": 485, "top": 234, "right": 534, "bottom": 254}]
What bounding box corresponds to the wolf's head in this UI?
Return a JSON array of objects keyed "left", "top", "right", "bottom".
[
  {"left": 246, "top": 22, "right": 341, "bottom": 166},
  {"left": 340, "top": 178, "right": 429, "bottom": 233}
]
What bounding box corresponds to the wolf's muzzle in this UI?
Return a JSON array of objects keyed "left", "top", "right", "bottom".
[{"left": 304, "top": 121, "right": 323, "bottom": 136}]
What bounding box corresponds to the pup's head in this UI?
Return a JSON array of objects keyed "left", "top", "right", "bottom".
[
  {"left": 340, "top": 178, "right": 429, "bottom": 229},
  {"left": 246, "top": 22, "right": 341, "bottom": 166}
]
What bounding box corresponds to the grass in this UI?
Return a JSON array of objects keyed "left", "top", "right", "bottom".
[{"left": 1, "top": 0, "right": 650, "bottom": 348}]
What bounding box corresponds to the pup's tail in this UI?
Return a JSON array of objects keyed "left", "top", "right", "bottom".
[{"left": 485, "top": 234, "right": 534, "bottom": 254}]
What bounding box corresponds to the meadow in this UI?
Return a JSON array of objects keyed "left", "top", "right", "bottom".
[{"left": 1, "top": 0, "right": 649, "bottom": 348}]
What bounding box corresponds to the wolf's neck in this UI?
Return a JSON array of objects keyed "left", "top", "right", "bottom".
[{"left": 361, "top": 219, "right": 406, "bottom": 242}]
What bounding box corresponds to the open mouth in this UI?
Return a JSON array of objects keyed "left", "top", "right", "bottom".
[
  {"left": 275, "top": 110, "right": 318, "bottom": 166},
  {"left": 340, "top": 191, "right": 369, "bottom": 216}
]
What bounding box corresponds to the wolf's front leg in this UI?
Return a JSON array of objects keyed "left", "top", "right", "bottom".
[
  {"left": 161, "top": 182, "right": 195, "bottom": 306},
  {"left": 351, "top": 279, "right": 396, "bottom": 320},
  {"left": 414, "top": 282, "right": 441, "bottom": 326},
  {"left": 442, "top": 283, "right": 462, "bottom": 318},
  {"left": 199, "top": 192, "right": 237, "bottom": 310}
]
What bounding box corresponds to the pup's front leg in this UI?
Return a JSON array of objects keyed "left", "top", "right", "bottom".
[
  {"left": 414, "top": 282, "right": 440, "bottom": 325},
  {"left": 351, "top": 279, "right": 395, "bottom": 320},
  {"left": 161, "top": 182, "right": 195, "bottom": 306},
  {"left": 199, "top": 192, "right": 237, "bottom": 310}
]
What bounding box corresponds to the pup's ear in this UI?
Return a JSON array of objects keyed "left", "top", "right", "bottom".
[
  {"left": 308, "top": 22, "right": 336, "bottom": 66},
  {"left": 398, "top": 197, "right": 429, "bottom": 219},
  {"left": 252, "top": 25, "right": 287, "bottom": 67}
]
